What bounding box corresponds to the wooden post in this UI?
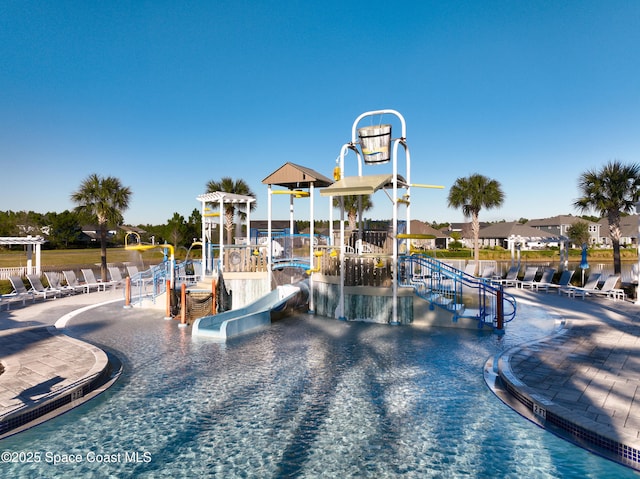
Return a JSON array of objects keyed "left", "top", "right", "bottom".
[
  {"left": 124, "top": 277, "right": 131, "bottom": 308},
  {"left": 211, "top": 278, "right": 217, "bottom": 315},
  {"left": 164, "top": 280, "right": 172, "bottom": 319},
  {"left": 179, "top": 283, "right": 187, "bottom": 327}
]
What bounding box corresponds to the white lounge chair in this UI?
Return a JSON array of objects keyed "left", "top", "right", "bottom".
[
  {"left": 528, "top": 268, "right": 556, "bottom": 292},
  {"left": 493, "top": 266, "right": 520, "bottom": 287},
  {"left": 44, "top": 271, "right": 76, "bottom": 296},
  {"left": 590, "top": 275, "right": 625, "bottom": 300},
  {"left": 127, "top": 265, "right": 155, "bottom": 288},
  {"left": 81, "top": 269, "right": 108, "bottom": 292},
  {"left": 516, "top": 267, "right": 539, "bottom": 289},
  {"left": 63, "top": 270, "right": 90, "bottom": 294},
  {"left": 27, "top": 274, "right": 61, "bottom": 299},
  {"left": 560, "top": 273, "right": 601, "bottom": 299},
  {"left": 1, "top": 276, "right": 35, "bottom": 310},
  {"left": 533, "top": 269, "right": 574, "bottom": 293},
  {"left": 107, "top": 267, "right": 126, "bottom": 289},
  {"left": 9, "top": 276, "right": 39, "bottom": 301}
]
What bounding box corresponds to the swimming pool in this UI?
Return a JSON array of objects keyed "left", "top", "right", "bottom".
[{"left": 1, "top": 302, "right": 636, "bottom": 478}]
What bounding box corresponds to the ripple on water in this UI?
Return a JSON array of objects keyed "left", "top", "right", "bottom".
[{"left": 0, "top": 302, "right": 635, "bottom": 478}]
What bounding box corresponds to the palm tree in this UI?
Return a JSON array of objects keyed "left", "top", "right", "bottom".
[
  {"left": 205, "top": 177, "right": 257, "bottom": 245},
  {"left": 333, "top": 195, "right": 373, "bottom": 232},
  {"left": 574, "top": 160, "right": 640, "bottom": 274},
  {"left": 447, "top": 174, "right": 504, "bottom": 276},
  {"left": 71, "top": 173, "right": 132, "bottom": 281}
]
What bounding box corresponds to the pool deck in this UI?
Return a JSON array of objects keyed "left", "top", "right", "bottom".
[
  {"left": 489, "top": 288, "right": 640, "bottom": 470},
  {"left": 0, "top": 289, "right": 123, "bottom": 438},
  {"left": 2, "top": 287, "right": 640, "bottom": 470}
]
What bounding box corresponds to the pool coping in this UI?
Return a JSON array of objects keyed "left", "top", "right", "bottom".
[
  {"left": 486, "top": 290, "right": 640, "bottom": 472},
  {"left": 0, "top": 297, "right": 124, "bottom": 440}
]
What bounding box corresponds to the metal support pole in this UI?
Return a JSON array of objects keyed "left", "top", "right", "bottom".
[{"left": 496, "top": 288, "right": 504, "bottom": 332}]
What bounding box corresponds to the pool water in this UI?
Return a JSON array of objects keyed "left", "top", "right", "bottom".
[{"left": 1, "top": 302, "right": 637, "bottom": 478}]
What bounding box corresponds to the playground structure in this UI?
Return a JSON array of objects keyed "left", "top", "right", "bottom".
[{"left": 120, "top": 109, "right": 515, "bottom": 338}]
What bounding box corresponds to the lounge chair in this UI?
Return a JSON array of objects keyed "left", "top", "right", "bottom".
[
  {"left": 528, "top": 268, "right": 556, "bottom": 292},
  {"left": 9, "top": 276, "right": 39, "bottom": 301},
  {"left": 27, "top": 274, "right": 61, "bottom": 299},
  {"left": 590, "top": 275, "right": 625, "bottom": 300},
  {"left": 81, "top": 269, "right": 108, "bottom": 292},
  {"left": 107, "top": 267, "right": 126, "bottom": 289},
  {"left": 533, "top": 269, "right": 574, "bottom": 293},
  {"left": 493, "top": 266, "right": 520, "bottom": 287},
  {"left": 480, "top": 266, "right": 495, "bottom": 279},
  {"left": 44, "top": 271, "right": 76, "bottom": 296},
  {"left": 1, "top": 276, "right": 35, "bottom": 310},
  {"left": 63, "top": 270, "right": 90, "bottom": 294},
  {"left": 516, "top": 266, "right": 540, "bottom": 289},
  {"left": 560, "top": 273, "right": 601, "bottom": 299}
]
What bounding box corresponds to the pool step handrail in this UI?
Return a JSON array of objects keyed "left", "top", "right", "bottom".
[{"left": 398, "top": 255, "right": 516, "bottom": 329}]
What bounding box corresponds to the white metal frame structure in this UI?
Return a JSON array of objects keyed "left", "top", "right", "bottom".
[
  {"left": 197, "top": 191, "right": 256, "bottom": 276},
  {"left": 321, "top": 109, "right": 411, "bottom": 324}
]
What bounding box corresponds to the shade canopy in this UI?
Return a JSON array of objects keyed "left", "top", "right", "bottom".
[{"left": 319, "top": 174, "right": 407, "bottom": 197}]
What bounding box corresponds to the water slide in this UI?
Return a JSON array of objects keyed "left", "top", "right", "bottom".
[{"left": 192, "top": 281, "right": 309, "bottom": 341}]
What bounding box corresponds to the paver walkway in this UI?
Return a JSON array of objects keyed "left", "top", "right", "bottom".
[
  {"left": 0, "top": 290, "right": 122, "bottom": 437},
  {"left": 491, "top": 288, "right": 640, "bottom": 470}
]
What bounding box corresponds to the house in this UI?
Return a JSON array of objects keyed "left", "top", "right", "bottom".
[
  {"left": 80, "top": 225, "right": 118, "bottom": 244},
  {"left": 477, "top": 222, "right": 555, "bottom": 250},
  {"left": 527, "top": 215, "right": 600, "bottom": 246},
  {"left": 407, "top": 220, "right": 449, "bottom": 250},
  {"left": 597, "top": 215, "right": 639, "bottom": 247}
]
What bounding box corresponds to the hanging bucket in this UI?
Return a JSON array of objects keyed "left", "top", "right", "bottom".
[{"left": 358, "top": 124, "right": 392, "bottom": 165}]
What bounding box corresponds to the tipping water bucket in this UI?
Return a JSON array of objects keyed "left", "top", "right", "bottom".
[{"left": 358, "top": 124, "right": 392, "bottom": 165}]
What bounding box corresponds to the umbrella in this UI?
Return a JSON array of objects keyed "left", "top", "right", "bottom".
[{"left": 580, "top": 243, "right": 589, "bottom": 286}]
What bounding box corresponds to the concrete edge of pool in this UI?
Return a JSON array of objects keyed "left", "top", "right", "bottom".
[
  {"left": 0, "top": 292, "right": 124, "bottom": 440},
  {"left": 486, "top": 289, "right": 640, "bottom": 473}
]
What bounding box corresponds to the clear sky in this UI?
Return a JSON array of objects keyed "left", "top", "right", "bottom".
[{"left": 1, "top": 1, "right": 639, "bottom": 227}]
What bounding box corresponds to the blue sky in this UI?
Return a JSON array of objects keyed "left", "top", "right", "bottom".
[{"left": 1, "top": 1, "right": 639, "bottom": 227}]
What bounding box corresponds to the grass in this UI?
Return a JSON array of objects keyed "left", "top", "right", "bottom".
[
  {"left": 0, "top": 248, "right": 168, "bottom": 294},
  {"left": 0, "top": 247, "right": 198, "bottom": 268}
]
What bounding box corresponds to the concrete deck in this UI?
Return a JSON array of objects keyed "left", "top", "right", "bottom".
[
  {"left": 0, "top": 290, "right": 123, "bottom": 438},
  {"left": 487, "top": 288, "right": 640, "bottom": 471}
]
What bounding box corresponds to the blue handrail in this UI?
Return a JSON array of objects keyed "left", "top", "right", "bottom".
[{"left": 398, "top": 255, "right": 516, "bottom": 329}]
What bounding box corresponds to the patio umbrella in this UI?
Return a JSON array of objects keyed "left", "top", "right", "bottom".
[{"left": 580, "top": 243, "right": 589, "bottom": 286}]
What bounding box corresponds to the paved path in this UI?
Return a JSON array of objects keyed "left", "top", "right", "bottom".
[
  {"left": 0, "top": 290, "right": 123, "bottom": 437},
  {"left": 490, "top": 288, "right": 640, "bottom": 470}
]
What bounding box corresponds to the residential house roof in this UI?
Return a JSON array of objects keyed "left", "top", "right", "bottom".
[{"left": 478, "top": 222, "right": 555, "bottom": 240}]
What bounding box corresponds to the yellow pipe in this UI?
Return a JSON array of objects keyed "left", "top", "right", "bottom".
[
  {"left": 410, "top": 184, "right": 445, "bottom": 189},
  {"left": 272, "top": 190, "right": 310, "bottom": 198},
  {"left": 397, "top": 233, "right": 436, "bottom": 239}
]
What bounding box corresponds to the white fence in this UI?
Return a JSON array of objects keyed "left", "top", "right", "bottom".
[{"left": 0, "top": 267, "right": 30, "bottom": 280}]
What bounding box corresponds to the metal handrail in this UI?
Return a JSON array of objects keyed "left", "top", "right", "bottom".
[
  {"left": 398, "top": 255, "right": 516, "bottom": 329},
  {"left": 125, "top": 261, "right": 170, "bottom": 306}
]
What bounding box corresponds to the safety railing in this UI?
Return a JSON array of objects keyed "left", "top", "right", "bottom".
[
  {"left": 126, "top": 261, "right": 170, "bottom": 306},
  {"left": 398, "top": 254, "right": 516, "bottom": 329}
]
